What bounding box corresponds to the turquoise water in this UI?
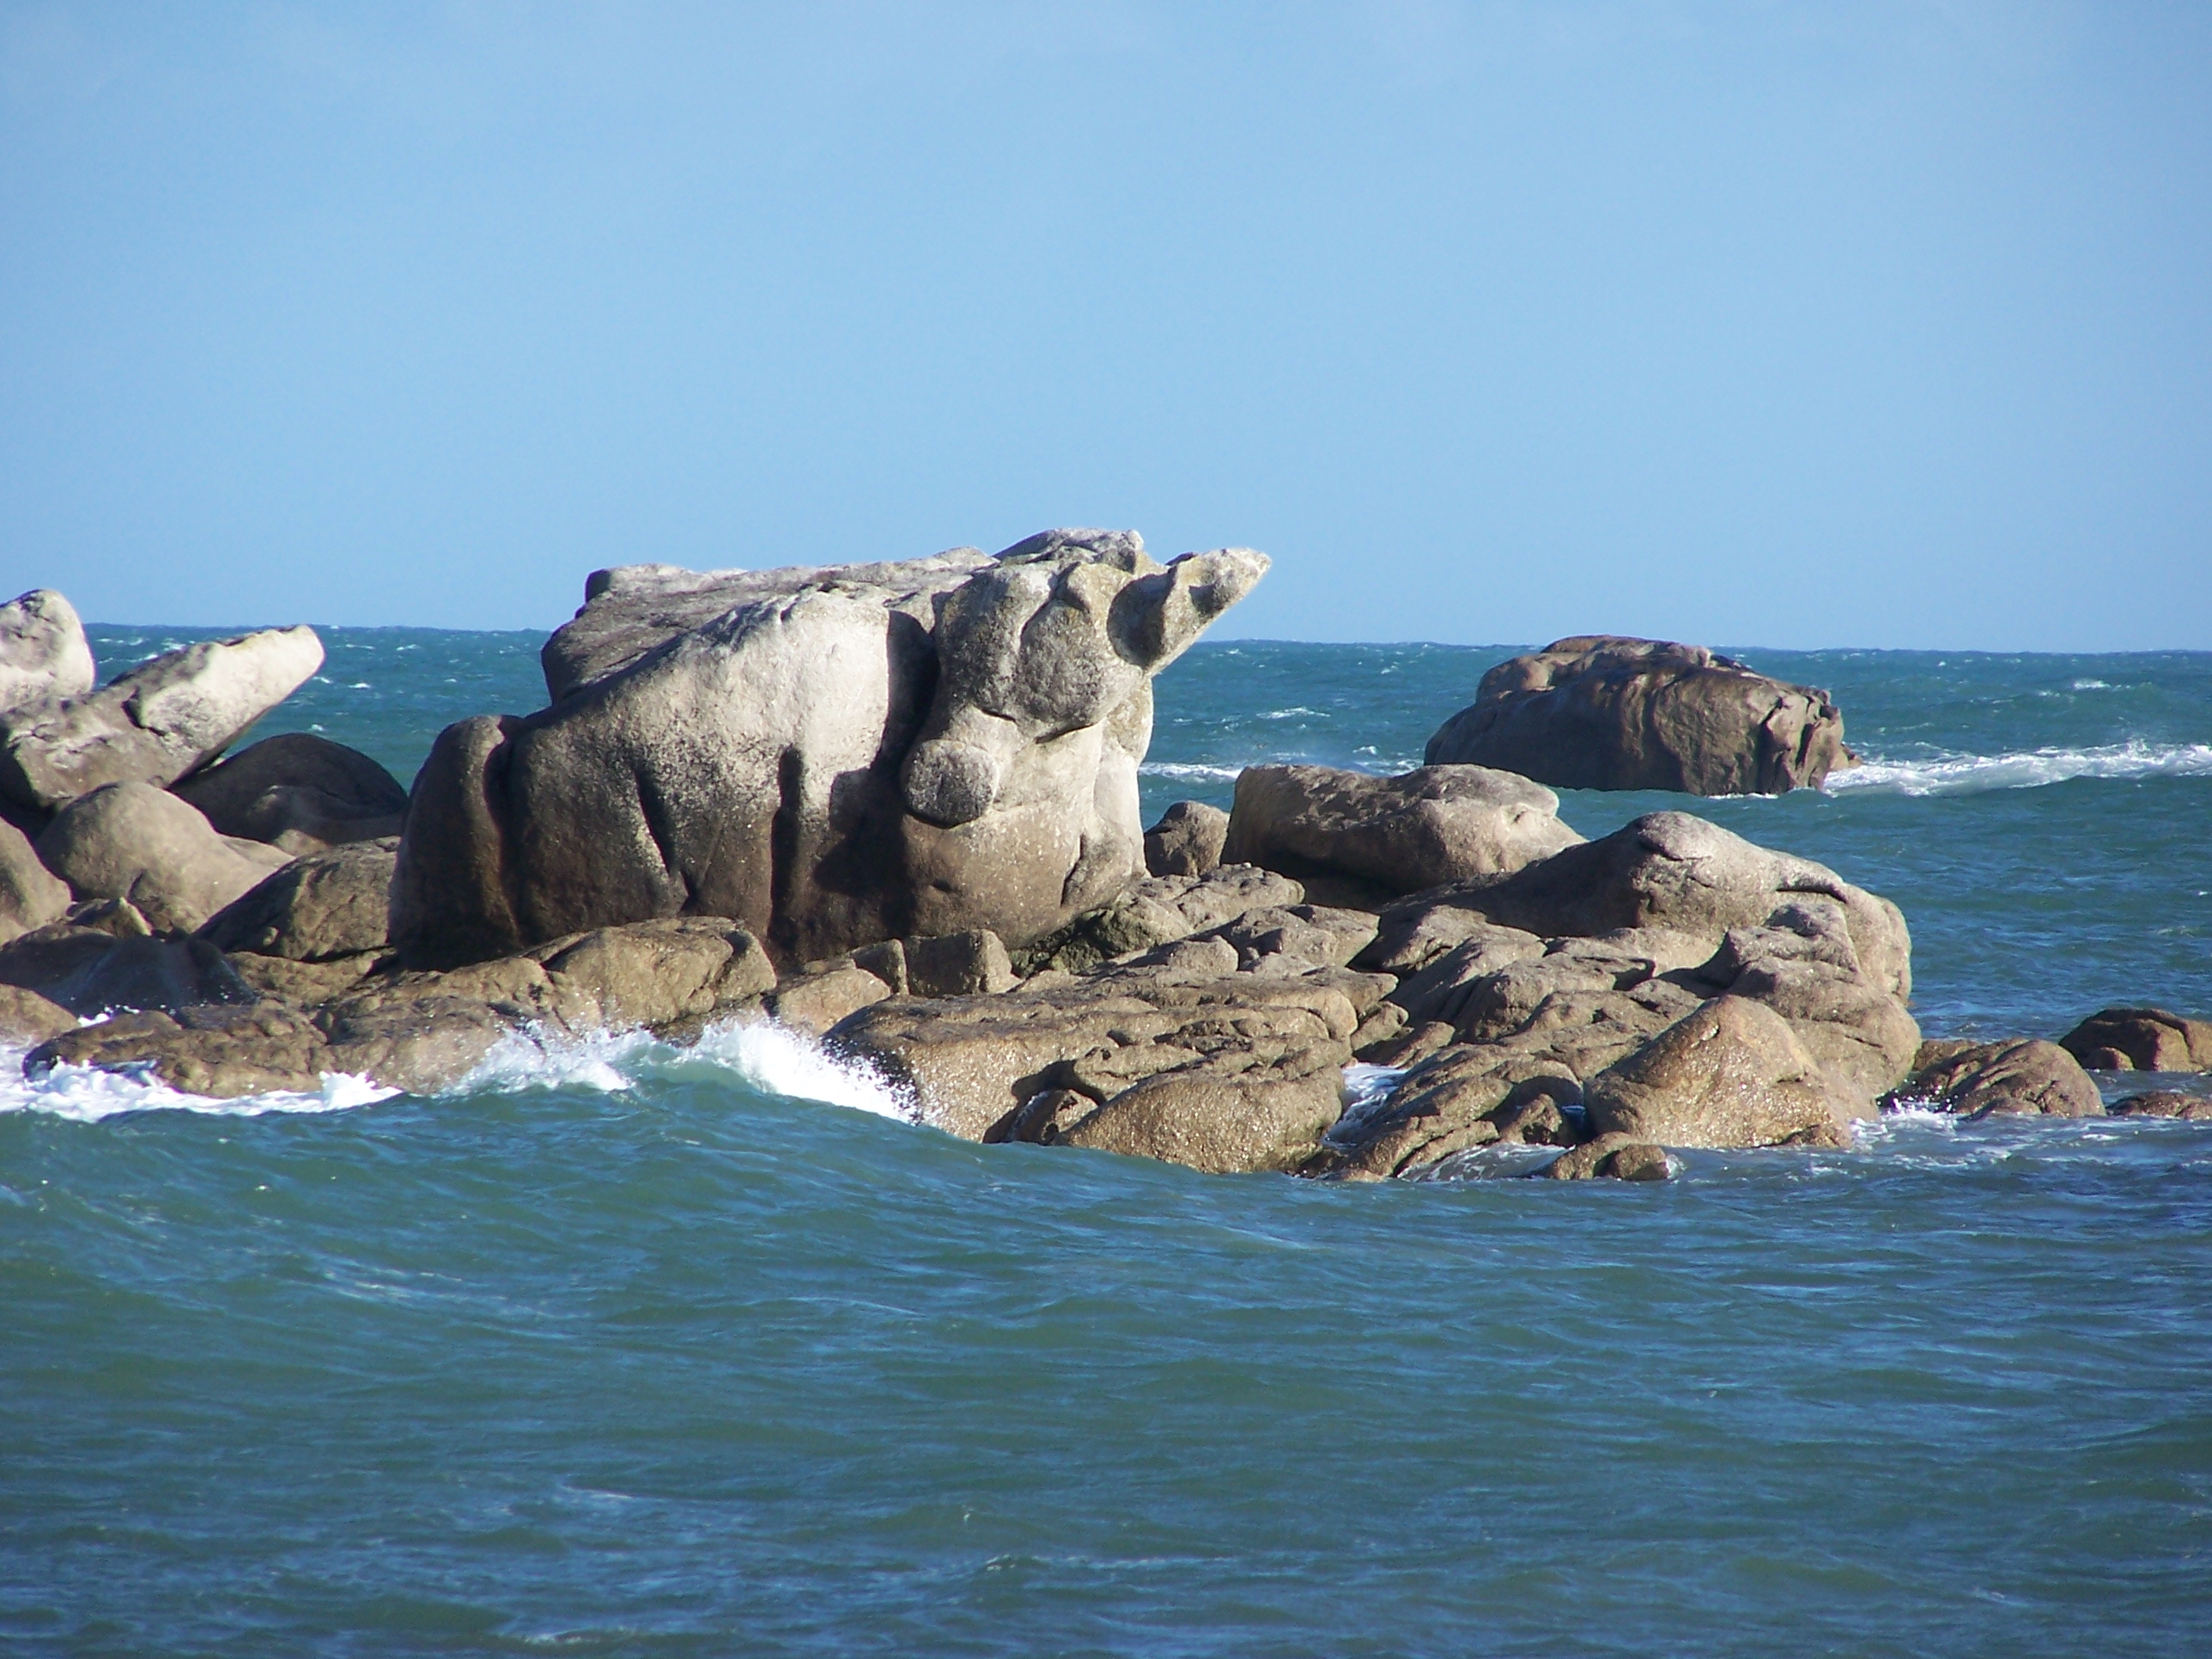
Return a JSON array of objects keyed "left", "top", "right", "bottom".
[{"left": 3, "top": 630, "right": 2209, "bottom": 1654}]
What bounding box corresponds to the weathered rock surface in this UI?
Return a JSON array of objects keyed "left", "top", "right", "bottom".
[
  {"left": 0, "top": 982, "right": 75, "bottom": 1044},
  {"left": 0, "top": 590, "right": 95, "bottom": 716},
  {"left": 1305, "top": 1046, "right": 1583, "bottom": 1178},
  {"left": 1425, "top": 635, "right": 1854, "bottom": 795},
  {"left": 0, "top": 815, "right": 70, "bottom": 945},
  {"left": 1892, "top": 1038, "right": 2104, "bottom": 1119},
  {"left": 1223, "top": 764, "right": 1580, "bottom": 905},
  {"left": 172, "top": 732, "right": 408, "bottom": 853},
  {"left": 1015, "top": 864, "right": 1305, "bottom": 975},
  {"left": 2058, "top": 1006, "right": 2212, "bottom": 1073},
  {"left": 36, "top": 783, "right": 293, "bottom": 934},
  {"left": 199, "top": 840, "right": 396, "bottom": 962},
  {"left": 1582, "top": 995, "right": 1862, "bottom": 1150},
  {"left": 24, "top": 916, "right": 781, "bottom": 1097},
  {"left": 0, "top": 924, "right": 256, "bottom": 1017},
  {"left": 905, "top": 929, "right": 1017, "bottom": 998},
  {"left": 830, "top": 935, "right": 1358, "bottom": 1170},
  {"left": 0, "top": 626, "right": 325, "bottom": 811},
  {"left": 1144, "top": 799, "right": 1229, "bottom": 878},
  {"left": 393, "top": 531, "right": 1266, "bottom": 971}
]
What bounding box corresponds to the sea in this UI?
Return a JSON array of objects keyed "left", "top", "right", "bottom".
[{"left": 4, "top": 629, "right": 2210, "bottom": 1656}]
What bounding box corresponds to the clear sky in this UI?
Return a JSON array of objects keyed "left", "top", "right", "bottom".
[{"left": 3, "top": 3, "right": 2208, "bottom": 647}]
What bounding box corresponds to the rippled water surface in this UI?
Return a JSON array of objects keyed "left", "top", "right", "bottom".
[{"left": 1, "top": 629, "right": 2206, "bottom": 1655}]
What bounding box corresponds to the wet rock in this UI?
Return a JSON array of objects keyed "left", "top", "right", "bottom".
[
  {"left": 2110, "top": 1090, "right": 2212, "bottom": 1121},
  {"left": 1583, "top": 995, "right": 1861, "bottom": 1150},
  {"left": 37, "top": 782, "right": 293, "bottom": 934},
  {"left": 27, "top": 1003, "right": 334, "bottom": 1097},
  {"left": 1223, "top": 764, "right": 1581, "bottom": 903},
  {"left": 1015, "top": 864, "right": 1305, "bottom": 975},
  {"left": 0, "top": 924, "right": 256, "bottom": 1018},
  {"left": 0, "top": 815, "right": 70, "bottom": 945},
  {"left": 200, "top": 840, "right": 396, "bottom": 961},
  {"left": 1424, "top": 635, "right": 1853, "bottom": 795},
  {"left": 393, "top": 531, "right": 1267, "bottom": 971},
  {"left": 905, "top": 928, "right": 1017, "bottom": 998},
  {"left": 2058, "top": 1007, "right": 2212, "bottom": 1073},
  {"left": 0, "top": 590, "right": 94, "bottom": 716},
  {"left": 830, "top": 939, "right": 1358, "bottom": 1170},
  {"left": 171, "top": 732, "right": 409, "bottom": 853},
  {"left": 529, "top": 917, "right": 777, "bottom": 1030},
  {"left": 1308, "top": 1048, "right": 1583, "bottom": 1178},
  {"left": 1541, "top": 1133, "right": 1674, "bottom": 1181},
  {"left": 0, "top": 983, "right": 74, "bottom": 1045},
  {"left": 1893, "top": 1038, "right": 2104, "bottom": 1119},
  {"left": 0, "top": 626, "right": 324, "bottom": 811},
  {"left": 1144, "top": 799, "right": 1230, "bottom": 878}
]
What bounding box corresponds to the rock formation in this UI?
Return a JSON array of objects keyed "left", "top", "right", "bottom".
[
  {"left": 0, "top": 589, "right": 95, "bottom": 716},
  {"left": 1424, "top": 636, "right": 1853, "bottom": 795},
  {"left": 392, "top": 530, "right": 1267, "bottom": 969},
  {"left": 2058, "top": 1006, "right": 2212, "bottom": 1073},
  {"left": 172, "top": 733, "right": 408, "bottom": 853}
]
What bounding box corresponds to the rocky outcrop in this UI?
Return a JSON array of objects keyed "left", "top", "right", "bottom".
[
  {"left": 171, "top": 733, "right": 409, "bottom": 853},
  {"left": 1144, "top": 800, "right": 1228, "bottom": 878},
  {"left": 0, "top": 627, "right": 325, "bottom": 811},
  {"left": 25, "top": 915, "right": 781, "bottom": 1097},
  {"left": 2111, "top": 1090, "right": 2212, "bottom": 1121},
  {"left": 1015, "top": 864, "right": 1305, "bottom": 975},
  {"left": 199, "top": 840, "right": 396, "bottom": 961},
  {"left": 0, "top": 924, "right": 256, "bottom": 1018},
  {"left": 0, "top": 590, "right": 95, "bottom": 716},
  {"left": 36, "top": 783, "right": 293, "bottom": 934},
  {"left": 0, "top": 816, "right": 70, "bottom": 945},
  {"left": 1582, "top": 995, "right": 1863, "bottom": 1149},
  {"left": 1542, "top": 1135, "right": 1674, "bottom": 1181},
  {"left": 2058, "top": 1006, "right": 2212, "bottom": 1073},
  {"left": 1424, "top": 636, "right": 1853, "bottom": 796},
  {"left": 1222, "top": 764, "right": 1580, "bottom": 906},
  {"left": 1891, "top": 1038, "right": 2104, "bottom": 1119},
  {"left": 392, "top": 531, "right": 1266, "bottom": 971}
]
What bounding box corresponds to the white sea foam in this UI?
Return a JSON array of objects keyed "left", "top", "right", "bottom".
[
  {"left": 0, "top": 1018, "right": 917, "bottom": 1126},
  {"left": 0, "top": 1044, "right": 397, "bottom": 1122},
  {"left": 1138, "top": 762, "right": 1243, "bottom": 781},
  {"left": 1826, "top": 739, "right": 2212, "bottom": 797}
]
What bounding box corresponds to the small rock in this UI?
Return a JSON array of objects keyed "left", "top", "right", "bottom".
[
  {"left": 1583, "top": 995, "right": 1860, "bottom": 1150},
  {"left": 200, "top": 839, "right": 396, "bottom": 962},
  {"left": 0, "top": 814, "right": 70, "bottom": 946},
  {"left": 1542, "top": 1133, "right": 1674, "bottom": 1181},
  {"left": 1144, "top": 800, "right": 1230, "bottom": 878},
  {"left": 765, "top": 963, "right": 893, "bottom": 1036},
  {"left": 1892, "top": 1037, "right": 2103, "bottom": 1119}
]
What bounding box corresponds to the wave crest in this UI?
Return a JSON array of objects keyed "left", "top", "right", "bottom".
[{"left": 1828, "top": 740, "right": 2212, "bottom": 797}]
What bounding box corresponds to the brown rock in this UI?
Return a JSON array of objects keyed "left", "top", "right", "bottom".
[
  {"left": 0, "top": 982, "right": 74, "bottom": 1044},
  {"left": 1583, "top": 995, "right": 1859, "bottom": 1150},
  {"left": 1424, "top": 635, "right": 1852, "bottom": 795},
  {"left": 200, "top": 840, "right": 396, "bottom": 961},
  {"left": 904, "top": 929, "right": 1017, "bottom": 997},
  {"left": 1144, "top": 799, "right": 1230, "bottom": 878},
  {"left": 1223, "top": 763, "right": 1582, "bottom": 901},
  {"left": 1541, "top": 1133, "right": 1674, "bottom": 1181},
  {"left": 0, "top": 813, "right": 70, "bottom": 945},
  {"left": 2110, "top": 1091, "right": 2212, "bottom": 1121},
  {"left": 2058, "top": 1007, "right": 2212, "bottom": 1073},
  {"left": 1015, "top": 864, "right": 1305, "bottom": 975},
  {"left": 0, "top": 925, "right": 256, "bottom": 1017},
  {"left": 37, "top": 782, "right": 292, "bottom": 934},
  {"left": 26, "top": 1003, "right": 332, "bottom": 1097},
  {"left": 1894, "top": 1038, "right": 2104, "bottom": 1119},
  {"left": 530, "top": 917, "right": 777, "bottom": 1029},
  {"left": 764, "top": 963, "right": 894, "bottom": 1036},
  {"left": 171, "top": 732, "right": 408, "bottom": 853}
]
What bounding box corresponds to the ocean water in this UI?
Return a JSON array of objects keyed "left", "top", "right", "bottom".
[{"left": 3, "top": 630, "right": 2209, "bottom": 1655}]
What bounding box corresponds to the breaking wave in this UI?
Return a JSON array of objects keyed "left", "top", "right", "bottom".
[
  {"left": 0, "top": 1018, "right": 917, "bottom": 1126},
  {"left": 1827, "top": 740, "right": 2212, "bottom": 797}
]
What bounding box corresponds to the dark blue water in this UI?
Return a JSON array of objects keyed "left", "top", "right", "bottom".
[{"left": 3, "top": 629, "right": 2209, "bottom": 1654}]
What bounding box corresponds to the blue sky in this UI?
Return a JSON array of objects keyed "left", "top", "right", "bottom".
[{"left": 3, "top": 3, "right": 2208, "bottom": 647}]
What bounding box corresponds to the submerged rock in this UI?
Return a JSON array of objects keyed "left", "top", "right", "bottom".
[
  {"left": 1425, "top": 635, "right": 1852, "bottom": 796},
  {"left": 1541, "top": 1134, "right": 1674, "bottom": 1181},
  {"left": 0, "top": 626, "right": 325, "bottom": 811},
  {"left": 2110, "top": 1090, "right": 2212, "bottom": 1121},
  {"left": 392, "top": 530, "right": 1267, "bottom": 970}
]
